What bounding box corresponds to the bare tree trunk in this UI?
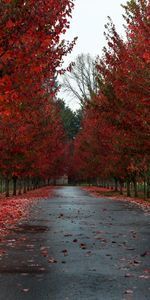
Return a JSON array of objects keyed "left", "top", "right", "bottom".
[
  {"left": 114, "top": 178, "right": 118, "bottom": 192},
  {"left": 5, "top": 178, "right": 10, "bottom": 197},
  {"left": 147, "top": 162, "right": 150, "bottom": 198},
  {"left": 107, "top": 182, "right": 109, "bottom": 189},
  {"left": 133, "top": 179, "right": 138, "bottom": 198},
  {"left": 18, "top": 179, "right": 22, "bottom": 195},
  {"left": 127, "top": 180, "right": 131, "bottom": 197},
  {"left": 12, "top": 176, "right": 17, "bottom": 196},
  {"left": 23, "top": 178, "right": 27, "bottom": 193},
  {"left": 144, "top": 179, "right": 146, "bottom": 198},
  {"left": 119, "top": 180, "right": 123, "bottom": 195}
]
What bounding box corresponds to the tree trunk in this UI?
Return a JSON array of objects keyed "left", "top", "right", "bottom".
[
  {"left": 13, "top": 176, "right": 17, "bottom": 196},
  {"left": 18, "top": 179, "right": 22, "bottom": 195},
  {"left": 144, "top": 179, "right": 146, "bottom": 198},
  {"left": 23, "top": 179, "right": 27, "bottom": 193},
  {"left": 114, "top": 178, "right": 118, "bottom": 192},
  {"left": 0, "top": 178, "right": 2, "bottom": 193},
  {"left": 33, "top": 179, "right": 36, "bottom": 189},
  {"left": 127, "top": 180, "right": 131, "bottom": 197},
  {"left": 147, "top": 172, "right": 150, "bottom": 198},
  {"left": 133, "top": 179, "right": 138, "bottom": 198},
  {"left": 5, "top": 178, "right": 10, "bottom": 197},
  {"left": 27, "top": 178, "right": 30, "bottom": 191},
  {"left": 119, "top": 181, "right": 123, "bottom": 195}
]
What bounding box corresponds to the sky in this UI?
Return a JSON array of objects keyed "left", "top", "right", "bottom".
[{"left": 59, "top": 0, "right": 127, "bottom": 110}]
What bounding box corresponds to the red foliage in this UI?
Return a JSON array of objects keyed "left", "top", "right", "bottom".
[
  {"left": 0, "top": 0, "right": 75, "bottom": 183},
  {"left": 72, "top": 0, "right": 150, "bottom": 195}
]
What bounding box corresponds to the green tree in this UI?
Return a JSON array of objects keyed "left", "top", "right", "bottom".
[{"left": 57, "top": 99, "right": 82, "bottom": 140}]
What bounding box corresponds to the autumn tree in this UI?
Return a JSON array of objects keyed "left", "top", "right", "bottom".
[
  {"left": 0, "top": 0, "right": 75, "bottom": 196},
  {"left": 72, "top": 0, "right": 150, "bottom": 198}
]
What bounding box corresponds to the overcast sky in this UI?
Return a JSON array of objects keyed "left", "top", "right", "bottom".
[{"left": 59, "top": 0, "right": 127, "bottom": 110}]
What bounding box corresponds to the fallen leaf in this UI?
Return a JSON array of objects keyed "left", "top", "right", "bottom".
[
  {"left": 80, "top": 243, "right": 87, "bottom": 250},
  {"left": 124, "top": 273, "right": 133, "bottom": 278},
  {"left": 125, "top": 289, "right": 133, "bottom": 294},
  {"left": 62, "top": 249, "right": 68, "bottom": 256},
  {"left": 22, "top": 288, "right": 30, "bottom": 293},
  {"left": 64, "top": 234, "right": 72, "bottom": 237},
  {"left": 140, "top": 251, "right": 148, "bottom": 257},
  {"left": 144, "top": 269, "right": 150, "bottom": 273},
  {"left": 58, "top": 213, "right": 64, "bottom": 218},
  {"left": 48, "top": 258, "right": 57, "bottom": 263},
  {"left": 139, "top": 275, "right": 149, "bottom": 279}
]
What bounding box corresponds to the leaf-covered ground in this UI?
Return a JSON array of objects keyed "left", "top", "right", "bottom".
[
  {"left": 82, "top": 186, "right": 150, "bottom": 212},
  {"left": 0, "top": 187, "right": 54, "bottom": 239}
]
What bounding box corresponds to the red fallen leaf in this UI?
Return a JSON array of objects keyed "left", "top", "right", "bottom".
[
  {"left": 80, "top": 243, "right": 87, "bottom": 250},
  {"left": 41, "top": 251, "right": 48, "bottom": 257},
  {"left": 0, "top": 249, "right": 6, "bottom": 256},
  {"left": 144, "top": 269, "right": 150, "bottom": 273},
  {"left": 73, "top": 239, "right": 78, "bottom": 243},
  {"left": 140, "top": 251, "right": 148, "bottom": 257}
]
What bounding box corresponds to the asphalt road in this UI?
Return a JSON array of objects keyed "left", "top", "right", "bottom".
[{"left": 0, "top": 186, "right": 150, "bottom": 300}]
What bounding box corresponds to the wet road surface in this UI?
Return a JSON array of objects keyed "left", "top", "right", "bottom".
[{"left": 0, "top": 186, "right": 150, "bottom": 300}]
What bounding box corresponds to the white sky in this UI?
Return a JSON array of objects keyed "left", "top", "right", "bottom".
[{"left": 59, "top": 0, "right": 127, "bottom": 110}]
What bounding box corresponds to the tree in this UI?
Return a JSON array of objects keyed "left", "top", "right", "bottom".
[
  {"left": 72, "top": 0, "right": 150, "bottom": 198},
  {"left": 0, "top": 0, "right": 75, "bottom": 196},
  {"left": 56, "top": 99, "right": 82, "bottom": 140},
  {"left": 62, "top": 53, "right": 99, "bottom": 105}
]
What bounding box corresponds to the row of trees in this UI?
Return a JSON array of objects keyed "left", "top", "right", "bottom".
[
  {"left": 68, "top": 0, "right": 150, "bottom": 198},
  {"left": 0, "top": 0, "right": 75, "bottom": 196}
]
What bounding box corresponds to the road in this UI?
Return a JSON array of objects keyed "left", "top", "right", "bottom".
[{"left": 0, "top": 186, "right": 150, "bottom": 300}]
